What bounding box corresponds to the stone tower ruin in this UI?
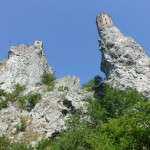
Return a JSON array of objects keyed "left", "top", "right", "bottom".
[
  {"left": 34, "top": 40, "right": 43, "bottom": 48},
  {"left": 96, "top": 13, "right": 113, "bottom": 34}
]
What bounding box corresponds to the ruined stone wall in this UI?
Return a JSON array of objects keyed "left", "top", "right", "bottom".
[{"left": 96, "top": 13, "right": 113, "bottom": 32}]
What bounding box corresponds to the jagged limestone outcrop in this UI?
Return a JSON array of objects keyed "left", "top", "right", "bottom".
[
  {"left": 96, "top": 13, "right": 150, "bottom": 97},
  {"left": 0, "top": 41, "right": 93, "bottom": 145},
  {"left": 0, "top": 87, "right": 93, "bottom": 145},
  {"left": 0, "top": 41, "right": 53, "bottom": 91}
]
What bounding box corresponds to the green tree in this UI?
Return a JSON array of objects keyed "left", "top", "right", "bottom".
[
  {"left": 95, "top": 87, "right": 146, "bottom": 120},
  {"left": 82, "top": 75, "right": 103, "bottom": 91},
  {"left": 41, "top": 73, "right": 56, "bottom": 85},
  {"left": 87, "top": 101, "right": 150, "bottom": 150}
]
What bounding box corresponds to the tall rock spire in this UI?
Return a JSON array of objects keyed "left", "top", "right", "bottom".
[{"left": 96, "top": 13, "right": 150, "bottom": 97}]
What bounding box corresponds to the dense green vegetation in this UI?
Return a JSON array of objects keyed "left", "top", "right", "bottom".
[
  {"left": 0, "top": 76, "right": 149, "bottom": 149},
  {"left": 0, "top": 83, "right": 41, "bottom": 110},
  {"left": 41, "top": 73, "right": 56, "bottom": 91},
  {"left": 0, "top": 137, "right": 34, "bottom": 150},
  {"left": 82, "top": 75, "right": 103, "bottom": 91},
  {"left": 58, "top": 86, "right": 69, "bottom": 92},
  {"left": 41, "top": 73, "right": 56, "bottom": 85},
  {"left": 0, "top": 88, "right": 7, "bottom": 110}
]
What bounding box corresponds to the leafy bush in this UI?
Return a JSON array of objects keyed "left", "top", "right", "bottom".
[
  {"left": 12, "top": 142, "right": 34, "bottom": 150},
  {"left": 87, "top": 98, "right": 107, "bottom": 127},
  {"left": 82, "top": 75, "right": 103, "bottom": 91},
  {"left": 0, "top": 88, "right": 8, "bottom": 110},
  {"left": 37, "top": 138, "right": 53, "bottom": 150},
  {"left": 15, "top": 119, "right": 27, "bottom": 133},
  {"left": 41, "top": 73, "right": 56, "bottom": 92},
  {"left": 26, "top": 93, "right": 41, "bottom": 109},
  {"left": 0, "top": 80, "right": 27, "bottom": 111},
  {"left": 46, "top": 82, "right": 55, "bottom": 92},
  {"left": 0, "top": 99, "right": 8, "bottom": 110},
  {"left": 18, "top": 93, "right": 41, "bottom": 109},
  {"left": 37, "top": 124, "right": 91, "bottom": 150},
  {"left": 86, "top": 102, "right": 150, "bottom": 150},
  {"left": 0, "top": 89, "right": 6, "bottom": 96},
  {"left": 6, "top": 83, "right": 26, "bottom": 102},
  {"left": 41, "top": 73, "right": 56, "bottom": 85},
  {"left": 14, "top": 83, "right": 26, "bottom": 93},
  {"left": 0, "top": 137, "right": 12, "bottom": 150},
  {"left": 0, "top": 82, "right": 4, "bottom": 85},
  {"left": 58, "top": 86, "right": 69, "bottom": 92},
  {"left": 87, "top": 88, "right": 145, "bottom": 127},
  {"left": 0, "top": 137, "right": 34, "bottom": 150},
  {"left": 50, "top": 127, "right": 91, "bottom": 150},
  {"left": 93, "top": 87, "right": 146, "bottom": 121},
  {"left": 3, "top": 83, "right": 41, "bottom": 110},
  {"left": 82, "top": 78, "right": 95, "bottom": 91}
]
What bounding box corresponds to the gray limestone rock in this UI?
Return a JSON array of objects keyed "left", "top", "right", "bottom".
[
  {"left": 0, "top": 40, "right": 94, "bottom": 144},
  {"left": 0, "top": 86, "right": 93, "bottom": 143},
  {"left": 97, "top": 16, "right": 150, "bottom": 97},
  {"left": 54, "top": 75, "right": 80, "bottom": 90},
  {"left": 0, "top": 41, "right": 53, "bottom": 91}
]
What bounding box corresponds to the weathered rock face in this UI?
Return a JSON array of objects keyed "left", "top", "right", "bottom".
[
  {"left": 0, "top": 41, "right": 53, "bottom": 91},
  {"left": 54, "top": 75, "right": 80, "bottom": 90},
  {"left": 96, "top": 14, "right": 150, "bottom": 97},
  {"left": 0, "top": 87, "right": 93, "bottom": 145},
  {"left": 0, "top": 41, "right": 93, "bottom": 145}
]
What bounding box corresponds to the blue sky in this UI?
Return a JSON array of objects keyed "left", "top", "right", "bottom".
[{"left": 0, "top": 0, "right": 150, "bottom": 86}]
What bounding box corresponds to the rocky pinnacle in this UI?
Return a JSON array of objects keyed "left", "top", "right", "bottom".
[
  {"left": 96, "top": 13, "right": 150, "bottom": 97},
  {"left": 0, "top": 41, "right": 53, "bottom": 91}
]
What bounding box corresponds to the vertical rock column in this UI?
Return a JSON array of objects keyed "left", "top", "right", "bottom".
[{"left": 96, "top": 13, "right": 150, "bottom": 96}]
